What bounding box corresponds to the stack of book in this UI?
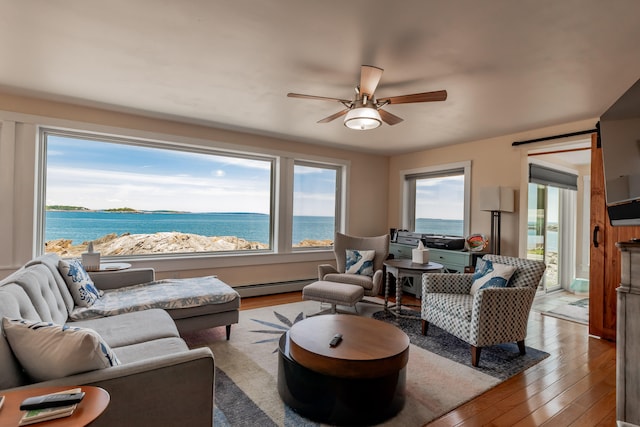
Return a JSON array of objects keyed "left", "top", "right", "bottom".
[{"left": 18, "top": 388, "right": 82, "bottom": 426}]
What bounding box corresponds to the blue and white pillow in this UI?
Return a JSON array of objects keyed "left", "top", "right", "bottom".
[
  {"left": 470, "top": 259, "right": 517, "bottom": 295},
  {"left": 2, "top": 317, "right": 120, "bottom": 382},
  {"left": 345, "top": 249, "right": 375, "bottom": 276},
  {"left": 59, "top": 258, "right": 101, "bottom": 307}
]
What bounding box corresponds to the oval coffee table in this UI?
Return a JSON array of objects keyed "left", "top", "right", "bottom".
[{"left": 277, "top": 314, "right": 410, "bottom": 425}]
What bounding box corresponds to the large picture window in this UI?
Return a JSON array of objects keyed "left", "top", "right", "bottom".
[
  {"left": 402, "top": 162, "right": 470, "bottom": 237},
  {"left": 292, "top": 162, "right": 339, "bottom": 247},
  {"left": 42, "top": 131, "right": 275, "bottom": 257}
]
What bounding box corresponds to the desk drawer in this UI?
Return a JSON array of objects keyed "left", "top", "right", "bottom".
[
  {"left": 390, "top": 244, "right": 474, "bottom": 273},
  {"left": 429, "top": 249, "right": 472, "bottom": 273},
  {"left": 390, "top": 243, "right": 413, "bottom": 259},
  {"left": 429, "top": 249, "right": 470, "bottom": 265}
]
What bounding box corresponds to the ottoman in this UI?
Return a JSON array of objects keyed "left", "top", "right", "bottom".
[{"left": 302, "top": 280, "right": 364, "bottom": 315}]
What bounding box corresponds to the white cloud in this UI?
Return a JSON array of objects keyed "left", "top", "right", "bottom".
[{"left": 46, "top": 166, "right": 271, "bottom": 213}]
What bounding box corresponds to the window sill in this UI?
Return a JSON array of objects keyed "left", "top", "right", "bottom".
[{"left": 100, "top": 249, "right": 335, "bottom": 273}]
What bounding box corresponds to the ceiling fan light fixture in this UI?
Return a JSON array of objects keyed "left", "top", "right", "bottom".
[{"left": 344, "top": 107, "right": 382, "bottom": 130}]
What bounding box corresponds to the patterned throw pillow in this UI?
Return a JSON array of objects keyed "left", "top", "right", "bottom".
[
  {"left": 345, "top": 249, "right": 375, "bottom": 276},
  {"left": 2, "top": 317, "right": 120, "bottom": 382},
  {"left": 59, "top": 258, "right": 101, "bottom": 307},
  {"left": 470, "top": 259, "right": 517, "bottom": 295}
]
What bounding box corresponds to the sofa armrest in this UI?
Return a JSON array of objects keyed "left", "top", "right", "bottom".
[
  {"left": 470, "top": 286, "right": 537, "bottom": 347},
  {"left": 88, "top": 268, "right": 155, "bottom": 290},
  {"left": 370, "top": 269, "right": 384, "bottom": 295},
  {"left": 318, "top": 264, "right": 338, "bottom": 280},
  {"left": 422, "top": 273, "right": 474, "bottom": 294},
  {"left": 5, "top": 347, "right": 214, "bottom": 427}
]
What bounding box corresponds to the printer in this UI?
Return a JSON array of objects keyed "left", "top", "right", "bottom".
[{"left": 396, "top": 231, "right": 466, "bottom": 251}]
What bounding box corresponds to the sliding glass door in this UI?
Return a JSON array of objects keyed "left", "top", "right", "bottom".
[
  {"left": 527, "top": 184, "right": 562, "bottom": 291},
  {"left": 527, "top": 182, "right": 577, "bottom": 292}
]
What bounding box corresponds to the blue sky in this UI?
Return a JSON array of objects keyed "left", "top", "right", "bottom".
[
  {"left": 46, "top": 135, "right": 336, "bottom": 215},
  {"left": 415, "top": 176, "right": 464, "bottom": 220}
]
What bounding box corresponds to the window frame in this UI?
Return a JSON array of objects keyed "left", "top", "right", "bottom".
[
  {"left": 36, "top": 127, "right": 347, "bottom": 259},
  {"left": 291, "top": 160, "right": 342, "bottom": 250},
  {"left": 400, "top": 161, "right": 471, "bottom": 237}
]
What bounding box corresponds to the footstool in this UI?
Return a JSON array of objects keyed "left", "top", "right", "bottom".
[{"left": 302, "top": 280, "right": 364, "bottom": 315}]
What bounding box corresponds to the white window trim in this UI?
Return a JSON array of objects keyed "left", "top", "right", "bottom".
[
  {"left": 399, "top": 161, "right": 471, "bottom": 237},
  {"left": 32, "top": 121, "right": 348, "bottom": 264},
  {"left": 290, "top": 160, "right": 343, "bottom": 252}
]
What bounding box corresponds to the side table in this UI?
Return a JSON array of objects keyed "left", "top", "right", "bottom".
[
  {"left": 99, "top": 262, "right": 131, "bottom": 271},
  {"left": 383, "top": 259, "right": 443, "bottom": 319},
  {"left": 0, "top": 385, "right": 110, "bottom": 427}
]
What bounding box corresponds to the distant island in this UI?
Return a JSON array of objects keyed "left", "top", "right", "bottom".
[
  {"left": 104, "top": 207, "right": 137, "bottom": 212},
  {"left": 46, "top": 205, "right": 90, "bottom": 211},
  {"left": 46, "top": 205, "right": 185, "bottom": 214}
]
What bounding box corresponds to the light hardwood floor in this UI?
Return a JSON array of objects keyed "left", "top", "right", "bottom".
[{"left": 240, "top": 292, "right": 617, "bottom": 427}]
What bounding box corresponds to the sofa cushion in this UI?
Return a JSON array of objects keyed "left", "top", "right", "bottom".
[
  {"left": 59, "top": 258, "right": 101, "bottom": 307},
  {"left": 112, "top": 337, "right": 189, "bottom": 364},
  {"left": 470, "top": 260, "right": 517, "bottom": 295},
  {"left": 424, "top": 293, "right": 474, "bottom": 322},
  {"left": 2, "top": 317, "right": 120, "bottom": 382},
  {"left": 68, "top": 276, "right": 239, "bottom": 320},
  {"left": 345, "top": 249, "right": 375, "bottom": 276},
  {"left": 322, "top": 272, "right": 374, "bottom": 290},
  {"left": 26, "top": 253, "right": 76, "bottom": 313},
  {"left": 1, "top": 265, "right": 70, "bottom": 325},
  {"left": 71, "top": 309, "right": 180, "bottom": 348}
]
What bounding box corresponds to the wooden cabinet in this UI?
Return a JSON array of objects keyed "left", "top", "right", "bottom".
[
  {"left": 589, "top": 133, "right": 640, "bottom": 340},
  {"left": 428, "top": 249, "right": 475, "bottom": 273},
  {"left": 389, "top": 243, "right": 475, "bottom": 273},
  {"left": 616, "top": 242, "right": 640, "bottom": 424},
  {"left": 389, "top": 243, "right": 477, "bottom": 296}
]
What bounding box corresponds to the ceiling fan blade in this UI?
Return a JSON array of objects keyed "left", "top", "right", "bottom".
[
  {"left": 378, "top": 89, "right": 447, "bottom": 105},
  {"left": 287, "top": 93, "right": 352, "bottom": 103},
  {"left": 379, "top": 109, "right": 404, "bottom": 126},
  {"left": 317, "top": 109, "right": 349, "bottom": 123},
  {"left": 359, "top": 65, "right": 384, "bottom": 98}
]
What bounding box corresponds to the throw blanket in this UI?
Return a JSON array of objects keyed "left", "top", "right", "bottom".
[{"left": 70, "top": 276, "right": 239, "bottom": 320}]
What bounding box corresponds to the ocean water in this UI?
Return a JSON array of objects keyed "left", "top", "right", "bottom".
[
  {"left": 527, "top": 223, "right": 559, "bottom": 252},
  {"left": 415, "top": 218, "right": 464, "bottom": 237},
  {"left": 46, "top": 212, "right": 465, "bottom": 246},
  {"left": 45, "top": 211, "right": 335, "bottom": 245}
]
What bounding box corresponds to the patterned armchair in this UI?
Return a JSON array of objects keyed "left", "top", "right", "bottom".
[
  {"left": 421, "top": 255, "right": 546, "bottom": 367},
  {"left": 318, "top": 232, "right": 390, "bottom": 296}
]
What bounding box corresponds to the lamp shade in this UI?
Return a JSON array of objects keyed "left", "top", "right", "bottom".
[
  {"left": 479, "top": 187, "right": 515, "bottom": 212},
  {"left": 344, "top": 107, "right": 382, "bottom": 130}
]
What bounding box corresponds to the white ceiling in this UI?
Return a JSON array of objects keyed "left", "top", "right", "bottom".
[{"left": 1, "top": 0, "right": 640, "bottom": 155}]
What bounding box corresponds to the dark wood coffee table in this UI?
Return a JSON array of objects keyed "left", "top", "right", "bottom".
[{"left": 277, "top": 314, "right": 409, "bottom": 425}]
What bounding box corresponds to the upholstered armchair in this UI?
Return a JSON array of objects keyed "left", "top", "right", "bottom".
[
  {"left": 421, "top": 254, "right": 546, "bottom": 367},
  {"left": 318, "top": 232, "right": 390, "bottom": 297}
]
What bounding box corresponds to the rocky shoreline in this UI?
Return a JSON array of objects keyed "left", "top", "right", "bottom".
[{"left": 45, "top": 232, "right": 333, "bottom": 257}]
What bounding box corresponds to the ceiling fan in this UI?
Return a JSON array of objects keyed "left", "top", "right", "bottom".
[{"left": 287, "top": 65, "right": 447, "bottom": 130}]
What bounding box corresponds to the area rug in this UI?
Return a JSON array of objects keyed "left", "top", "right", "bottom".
[
  {"left": 543, "top": 298, "right": 589, "bottom": 324},
  {"left": 182, "top": 301, "right": 549, "bottom": 426},
  {"left": 372, "top": 310, "right": 550, "bottom": 381}
]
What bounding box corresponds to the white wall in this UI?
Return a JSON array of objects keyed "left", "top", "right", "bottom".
[{"left": 388, "top": 119, "right": 598, "bottom": 258}]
